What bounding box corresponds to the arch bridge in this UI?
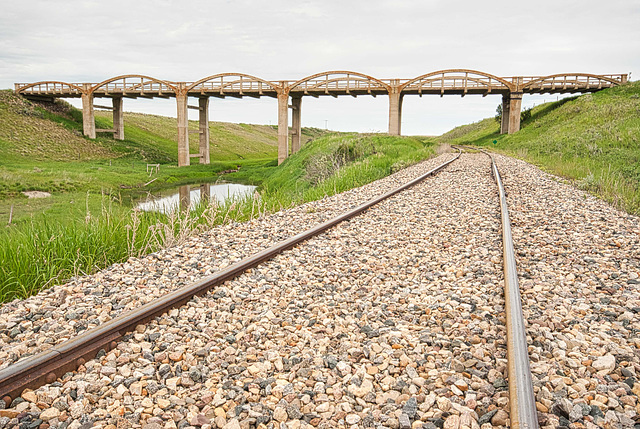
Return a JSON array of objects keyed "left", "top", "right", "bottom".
[{"left": 15, "top": 70, "right": 628, "bottom": 166}]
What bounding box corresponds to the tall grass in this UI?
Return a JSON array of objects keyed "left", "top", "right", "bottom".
[{"left": 0, "top": 192, "right": 264, "bottom": 302}]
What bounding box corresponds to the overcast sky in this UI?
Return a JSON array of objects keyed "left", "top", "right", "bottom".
[{"left": 1, "top": 0, "right": 638, "bottom": 135}]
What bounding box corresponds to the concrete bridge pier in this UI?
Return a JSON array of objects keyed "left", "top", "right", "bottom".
[
  {"left": 500, "top": 94, "right": 510, "bottom": 134},
  {"left": 176, "top": 87, "right": 190, "bottom": 167},
  {"left": 388, "top": 90, "right": 404, "bottom": 136},
  {"left": 277, "top": 92, "right": 289, "bottom": 165},
  {"left": 291, "top": 95, "right": 302, "bottom": 153},
  {"left": 112, "top": 96, "right": 124, "bottom": 140},
  {"left": 507, "top": 92, "right": 523, "bottom": 134},
  {"left": 198, "top": 97, "right": 210, "bottom": 164},
  {"left": 81, "top": 86, "right": 96, "bottom": 139}
]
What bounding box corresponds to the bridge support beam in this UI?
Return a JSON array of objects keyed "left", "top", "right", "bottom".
[
  {"left": 277, "top": 92, "right": 289, "bottom": 165},
  {"left": 198, "top": 97, "right": 210, "bottom": 164},
  {"left": 112, "top": 96, "right": 124, "bottom": 140},
  {"left": 81, "top": 90, "right": 95, "bottom": 139},
  {"left": 500, "top": 95, "right": 510, "bottom": 134},
  {"left": 291, "top": 95, "right": 302, "bottom": 153},
  {"left": 388, "top": 91, "right": 404, "bottom": 136},
  {"left": 507, "top": 92, "right": 523, "bottom": 134},
  {"left": 177, "top": 90, "right": 190, "bottom": 167}
]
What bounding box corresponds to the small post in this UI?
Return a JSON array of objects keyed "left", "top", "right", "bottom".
[
  {"left": 291, "top": 95, "right": 302, "bottom": 153},
  {"left": 8, "top": 205, "right": 13, "bottom": 225}
]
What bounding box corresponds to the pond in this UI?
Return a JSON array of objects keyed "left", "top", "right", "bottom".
[{"left": 135, "top": 182, "right": 257, "bottom": 215}]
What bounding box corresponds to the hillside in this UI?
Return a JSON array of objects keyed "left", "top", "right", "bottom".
[
  {"left": 0, "top": 90, "right": 328, "bottom": 223},
  {"left": 438, "top": 81, "right": 640, "bottom": 214}
]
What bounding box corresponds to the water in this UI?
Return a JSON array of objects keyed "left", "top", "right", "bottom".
[{"left": 136, "top": 183, "right": 257, "bottom": 215}]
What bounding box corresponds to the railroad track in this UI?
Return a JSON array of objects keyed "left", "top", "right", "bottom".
[{"left": 0, "top": 149, "right": 539, "bottom": 428}]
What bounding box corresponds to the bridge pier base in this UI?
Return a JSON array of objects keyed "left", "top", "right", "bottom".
[
  {"left": 388, "top": 91, "right": 403, "bottom": 136},
  {"left": 507, "top": 92, "right": 523, "bottom": 134},
  {"left": 177, "top": 90, "right": 190, "bottom": 167},
  {"left": 277, "top": 92, "right": 289, "bottom": 165},
  {"left": 113, "top": 97, "right": 124, "bottom": 140},
  {"left": 81, "top": 90, "right": 96, "bottom": 139},
  {"left": 291, "top": 96, "right": 302, "bottom": 153},
  {"left": 198, "top": 97, "right": 210, "bottom": 164}
]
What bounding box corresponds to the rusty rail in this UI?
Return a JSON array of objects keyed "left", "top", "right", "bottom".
[
  {"left": 488, "top": 150, "right": 539, "bottom": 429},
  {"left": 0, "top": 151, "right": 461, "bottom": 403}
]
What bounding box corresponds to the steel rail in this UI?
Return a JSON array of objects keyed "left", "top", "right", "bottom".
[
  {"left": 0, "top": 150, "right": 461, "bottom": 403},
  {"left": 486, "top": 150, "right": 539, "bottom": 429}
]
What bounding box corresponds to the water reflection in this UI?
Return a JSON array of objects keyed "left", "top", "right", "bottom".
[{"left": 136, "top": 183, "right": 257, "bottom": 214}]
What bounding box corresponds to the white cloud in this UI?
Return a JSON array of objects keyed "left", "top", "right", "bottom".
[{"left": 1, "top": 0, "right": 638, "bottom": 134}]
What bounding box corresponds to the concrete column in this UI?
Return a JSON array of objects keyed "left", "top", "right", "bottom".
[
  {"left": 198, "top": 97, "right": 210, "bottom": 164},
  {"left": 291, "top": 95, "right": 302, "bottom": 153},
  {"left": 277, "top": 92, "right": 289, "bottom": 165},
  {"left": 388, "top": 91, "right": 404, "bottom": 136},
  {"left": 176, "top": 89, "right": 190, "bottom": 167},
  {"left": 500, "top": 94, "right": 510, "bottom": 135},
  {"left": 508, "top": 92, "right": 523, "bottom": 134},
  {"left": 113, "top": 96, "right": 124, "bottom": 140},
  {"left": 81, "top": 89, "right": 96, "bottom": 139}
]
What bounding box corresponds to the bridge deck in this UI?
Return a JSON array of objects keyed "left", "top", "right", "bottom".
[{"left": 14, "top": 71, "right": 627, "bottom": 99}]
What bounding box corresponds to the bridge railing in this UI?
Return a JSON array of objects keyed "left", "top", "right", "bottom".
[
  {"left": 15, "top": 82, "right": 83, "bottom": 95},
  {"left": 92, "top": 78, "right": 175, "bottom": 95}
]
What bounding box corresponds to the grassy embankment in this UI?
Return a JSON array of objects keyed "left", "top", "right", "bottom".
[
  {"left": 0, "top": 90, "right": 437, "bottom": 301},
  {"left": 438, "top": 81, "right": 640, "bottom": 215}
]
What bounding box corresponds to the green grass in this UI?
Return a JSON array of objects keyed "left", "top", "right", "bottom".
[
  {"left": 439, "top": 81, "right": 640, "bottom": 215},
  {"left": 259, "top": 133, "right": 438, "bottom": 207},
  {"left": 0, "top": 192, "right": 261, "bottom": 301}
]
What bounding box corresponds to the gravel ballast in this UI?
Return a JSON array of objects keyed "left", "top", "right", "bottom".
[{"left": 0, "top": 152, "right": 638, "bottom": 429}]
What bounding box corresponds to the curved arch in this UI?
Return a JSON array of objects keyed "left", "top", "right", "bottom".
[
  {"left": 90, "top": 74, "right": 178, "bottom": 94},
  {"left": 16, "top": 81, "right": 84, "bottom": 94},
  {"left": 521, "top": 73, "right": 622, "bottom": 91},
  {"left": 187, "top": 73, "right": 278, "bottom": 93},
  {"left": 400, "top": 69, "right": 514, "bottom": 92},
  {"left": 289, "top": 71, "right": 391, "bottom": 93}
]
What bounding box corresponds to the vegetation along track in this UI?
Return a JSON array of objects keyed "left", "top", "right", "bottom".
[{"left": 0, "top": 149, "right": 548, "bottom": 428}]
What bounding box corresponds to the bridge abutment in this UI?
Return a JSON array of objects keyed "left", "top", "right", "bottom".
[
  {"left": 198, "top": 97, "right": 210, "bottom": 164},
  {"left": 112, "top": 97, "right": 124, "bottom": 140},
  {"left": 81, "top": 88, "right": 96, "bottom": 139},
  {"left": 176, "top": 89, "right": 190, "bottom": 167},
  {"left": 388, "top": 90, "right": 403, "bottom": 136},
  {"left": 291, "top": 96, "right": 302, "bottom": 153},
  {"left": 277, "top": 92, "right": 289, "bottom": 165}
]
